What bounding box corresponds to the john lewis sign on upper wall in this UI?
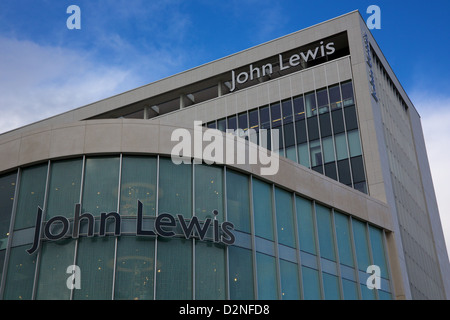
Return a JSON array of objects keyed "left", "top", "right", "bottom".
[{"left": 228, "top": 32, "right": 349, "bottom": 92}]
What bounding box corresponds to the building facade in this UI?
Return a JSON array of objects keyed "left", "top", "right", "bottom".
[{"left": 0, "top": 11, "right": 448, "bottom": 300}]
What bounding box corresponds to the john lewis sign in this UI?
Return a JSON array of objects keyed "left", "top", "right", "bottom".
[{"left": 27, "top": 200, "right": 235, "bottom": 255}]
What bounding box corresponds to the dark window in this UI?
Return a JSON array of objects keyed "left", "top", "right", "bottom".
[
  {"left": 227, "top": 116, "right": 237, "bottom": 131},
  {"left": 328, "top": 85, "right": 341, "bottom": 106},
  {"left": 319, "top": 112, "right": 332, "bottom": 138},
  {"left": 259, "top": 106, "right": 270, "bottom": 129},
  {"left": 238, "top": 112, "right": 248, "bottom": 131},
  {"left": 350, "top": 156, "right": 366, "bottom": 183},
  {"left": 293, "top": 96, "right": 305, "bottom": 120},
  {"left": 305, "top": 92, "right": 317, "bottom": 117},
  {"left": 282, "top": 99, "right": 293, "bottom": 125},
  {"left": 341, "top": 81, "right": 354, "bottom": 106},
  {"left": 331, "top": 109, "right": 345, "bottom": 134},
  {"left": 207, "top": 121, "right": 216, "bottom": 129},
  {"left": 270, "top": 103, "right": 282, "bottom": 129},
  {"left": 295, "top": 119, "right": 307, "bottom": 144},
  {"left": 324, "top": 162, "right": 338, "bottom": 180},
  {"left": 284, "top": 123, "right": 295, "bottom": 148},
  {"left": 344, "top": 105, "right": 358, "bottom": 131},
  {"left": 317, "top": 89, "right": 329, "bottom": 114},
  {"left": 312, "top": 165, "right": 323, "bottom": 174},
  {"left": 307, "top": 117, "right": 319, "bottom": 141},
  {"left": 354, "top": 182, "right": 367, "bottom": 194},
  {"left": 337, "top": 159, "right": 352, "bottom": 185}
]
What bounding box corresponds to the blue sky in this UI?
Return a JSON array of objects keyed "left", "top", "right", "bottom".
[{"left": 1, "top": 0, "right": 450, "bottom": 255}]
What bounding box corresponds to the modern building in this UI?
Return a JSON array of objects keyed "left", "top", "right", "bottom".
[{"left": 0, "top": 10, "right": 448, "bottom": 300}]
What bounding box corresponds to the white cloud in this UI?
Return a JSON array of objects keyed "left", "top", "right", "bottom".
[
  {"left": 0, "top": 36, "right": 142, "bottom": 134},
  {"left": 412, "top": 92, "right": 450, "bottom": 258}
]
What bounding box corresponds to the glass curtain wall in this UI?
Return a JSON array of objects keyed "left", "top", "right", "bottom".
[{"left": 0, "top": 155, "right": 391, "bottom": 300}]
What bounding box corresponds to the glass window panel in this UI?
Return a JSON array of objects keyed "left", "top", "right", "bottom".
[
  {"left": 195, "top": 165, "right": 223, "bottom": 221},
  {"left": 293, "top": 95, "right": 305, "bottom": 120},
  {"left": 301, "top": 266, "right": 321, "bottom": 300},
  {"left": 217, "top": 118, "right": 226, "bottom": 132},
  {"left": 315, "top": 204, "right": 336, "bottom": 261},
  {"left": 337, "top": 159, "right": 352, "bottom": 186},
  {"left": 305, "top": 92, "right": 317, "bottom": 117},
  {"left": 275, "top": 187, "right": 295, "bottom": 248},
  {"left": 73, "top": 237, "right": 115, "bottom": 300},
  {"left": 344, "top": 105, "right": 358, "bottom": 130},
  {"left": 249, "top": 109, "right": 259, "bottom": 131},
  {"left": 347, "top": 130, "right": 362, "bottom": 157},
  {"left": 317, "top": 89, "right": 329, "bottom": 114},
  {"left": 270, "top": 103, "right": 282, "bottom": 128},
  {"left": 342, "top": 279, "right": 358, "bottom": 300},
  {"left": 352, "top": 219, "right": 371, "bottom": 271},
  {"left": 324, "top": 162, "right": 337, "bottom": 180},
  {"left": 195, "top": 241, "right": 226, "bottom": 299},
  {"left": 114, "top": 236, "right": 155, "bottom": 300},
  {"left": 334, "top": 212, "right": 354, "bottom": 267},
  {"left": 36, "top": 240, "right": 76, "bottom": 300},
  {"left": 207, "top": 121, "right": 216, "bottom": 129},
  {"left": 226, "top": 170, "right": 250, "bottom": 233},
  {"left": 120, "top": 156, "right": 157, "bottom": 217},
  {"left": 351, "top": 156, "right": 366, "bottom": 184},
  {"left": 369, "top": 226, "right": 389, "bottom": 279},
  {"left": 227, "top": 116, "right": 237, "bottom": 131},
  {"left": 354, "top": 181, "right": 368, "bottom": 194},
  {"left": 331, "top": 109, "right": 345, "bottom": 134},
  {"left": 341, "top": 81, "right": 354, "bottom": 106},
  {"left": 159, "top": 157, "right": 192, "bottom": 218},
  {"left": 156, "top": 238, "right": 192, "bottom": 300},
  {"left": 360, "top": 284, "right": 376, "bottom": 300},
  {"left": 319, "top": 112, "right": 332, "bottom": 137},
  {"left": 322, "top": 137, "right": 335, "bottom": 163},
  {"left": 297, "top": 143, "right": 310, "bottom": 168},
  {"left": 307, "top": 117, "right": 319, "bottom": 141},
  {"left": 82, "top": 157, "right": 119, "bottom": 217},
  {"left": 322, "top": 272, "right": 340, "bottom": 300},
  {"left": 46, "top": 159, "right": 82, "bottom": 219},
  {"left": 282, "top": 99, "right": 293, "bottom": 124},
  {"left": 285, "top": 146, "right": 297, "bottom": 163},
  {"left": 238, "top": 112, "right": 248, "bottom": 131},
  {"left": 252, "top": 178, "right": 274, "bottom": 240},
  {"left": 334, "top": 133, "right": 348, "bottom": 161},
  {"left": 0, "top": 172, "right": 17, "bottom": 247},
  {"left": 256, "top": 253, "right": 278, "bottom": 300},
  {"left": 312, "top": 164, "right": 323, "bottom": 174},
  {"left": 0, "top": 250, "right": 5, "bottom": 288},
  {"left": 378, "top": 291, "right": 392, "bottom": 300},
  {"left": 280, "top": 259, "right": 300, "bottom": 299},
  {"left": 309, "top": 140, "right": 322, "bottom": 167},
  {"left": 229, "top": 246, "right": 254, "bottom": 300},
  {"left": 4, "top": 245, "right": 37, "bottom": 300},
  {"left": 295, "top": 119, "right": 307, "bottom": 144},
  {"left": 14, "top": 164, "right": 48, "bottom": 230},
  {"left": 296, "top": 196, "right": 316, "bottom": 254},
  {"left": 328, "top": 85, "right": 341, "bottom": 105},
  {"left": 283, "top": 122, "right": 295, "bottom": 148},
  {"left": 259, "top": 106, "right": 270, "bottom": 129}
]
